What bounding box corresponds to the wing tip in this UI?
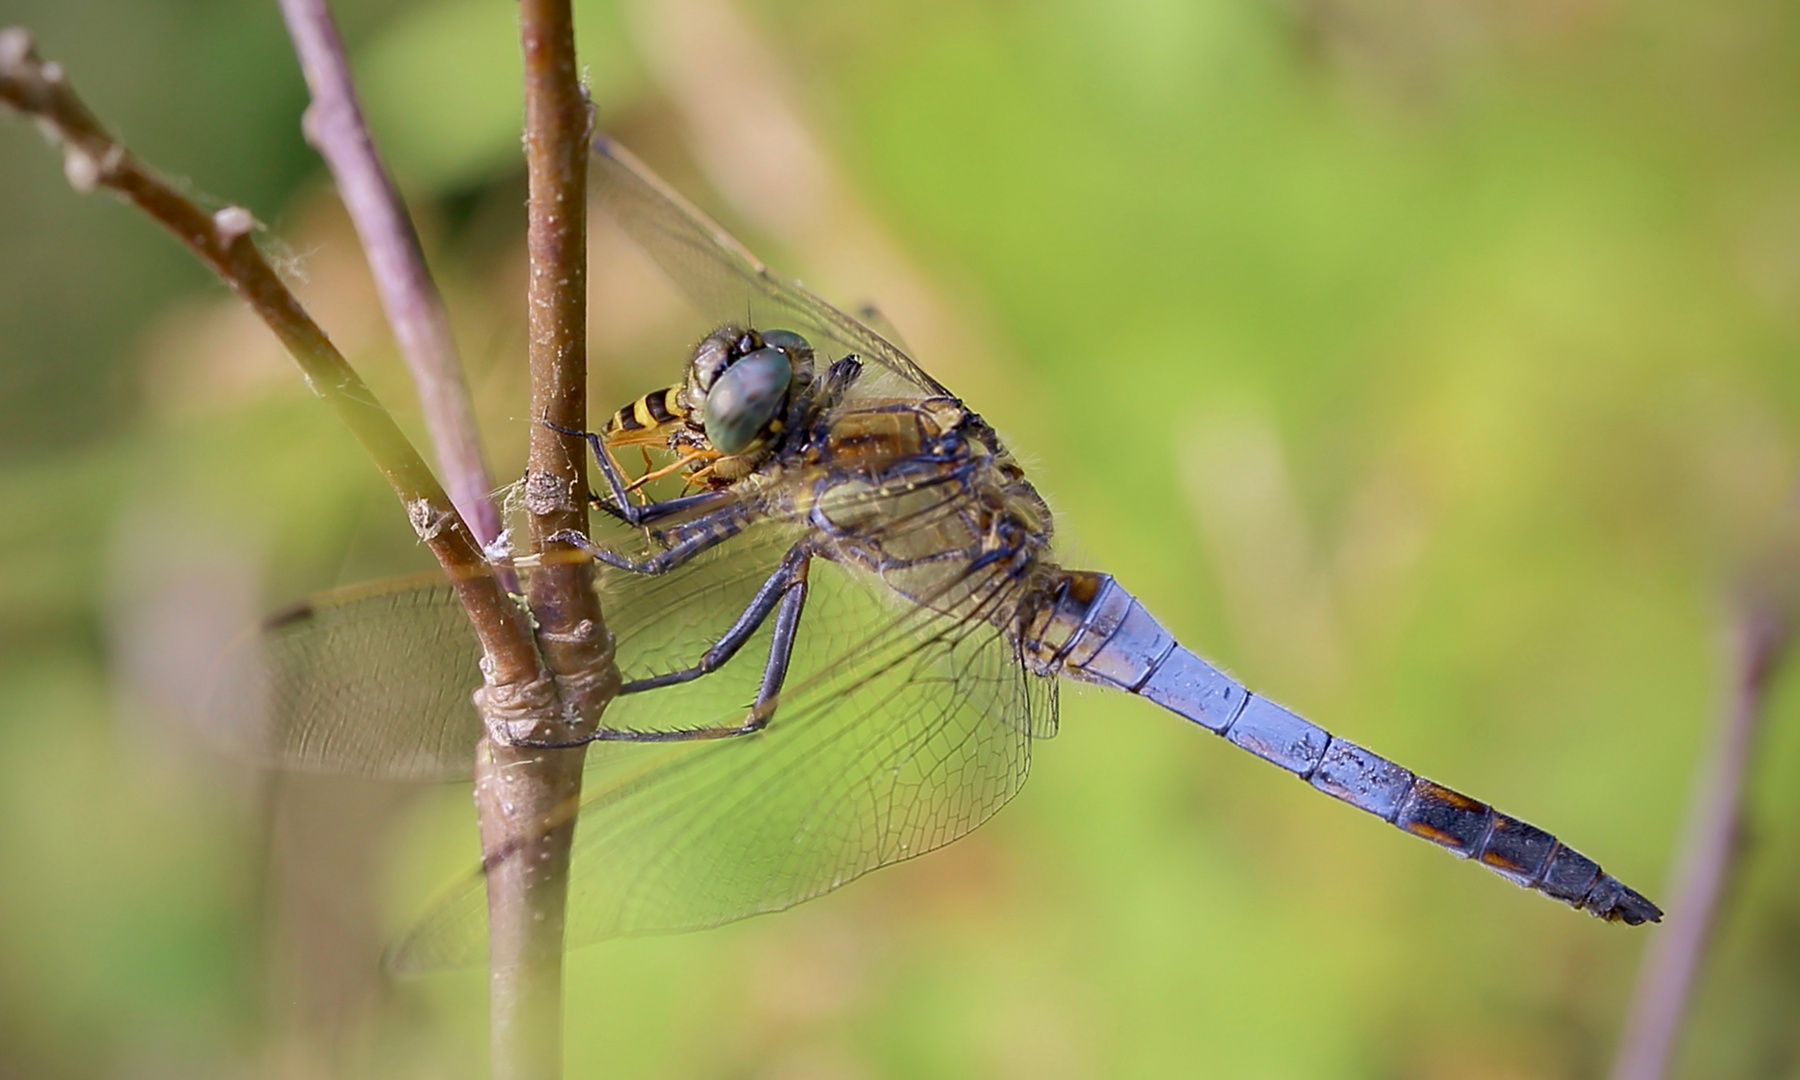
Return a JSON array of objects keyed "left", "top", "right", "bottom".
[{"left": 261, "top": 599, "right": 317, "bottom": 631}]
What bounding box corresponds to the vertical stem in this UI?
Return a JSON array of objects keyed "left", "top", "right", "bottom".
[
  {"left": 276, "top": 0, "right": 505, "bottom": 550},
  {"left": 1609, "top": 604, "right": 1790, "bottom": 1080},
  {"left": 476, "top": 736, "right": 586, "bottom": 1080},
  {"left": 275, "top": 7, "right": 585, "bottom": 1067},
  {"left": 476, "top": 4, "right": 604, "bottom": 1079}
]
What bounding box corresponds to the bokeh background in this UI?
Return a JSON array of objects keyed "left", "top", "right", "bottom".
[{"left": 4, "top": 0, "right": 1800, "bottom": 1076}]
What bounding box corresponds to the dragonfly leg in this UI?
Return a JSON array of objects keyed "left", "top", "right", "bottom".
[
  {"left": 542, "top": 419, "right": 636, "bottom": 514},
  {"left": 617, "top": 545, "right": 811, "bottom": 695},
  {"left": 591, "top": 555, "right": 808, "bottom": 742},
  {"left": 749, "top": 550, "right": 809, "bottom": 719},
  {"left": 507, "top": 551, "right": 811, "bottom": 748},
  {"left": 594, "top": 489, "right": 730, "bottom": 527},
  {"left": 546, "top": 503, "right": 749, "bottom": 575},
  {"left": 542, "top": 420, "right": 727, "bottom": 527}
]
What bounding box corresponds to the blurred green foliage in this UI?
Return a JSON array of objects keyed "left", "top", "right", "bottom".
[{"left": 3, "top": 0, "right": 1800, "bottom": 1077}]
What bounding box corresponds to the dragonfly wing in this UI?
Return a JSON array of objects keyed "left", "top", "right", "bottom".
[
  {"left": 592, "top": 449, "right": 1027, "bottom": 735},
  {"left": 389, "top": 556, "right": 1056, "bottom": 972},
  {"left": 208, "top": 513, "right": 808, "bottom": 777},
  {"left": 590, "top": 135, "right": 949, "bottom": 398},
  {"left": 205, "top": 574, "right": 487, "bottom": 782},
  {"left": 853, "top": 302, "right": 916, "bottom": 357},
  {"left": 594, "top": 517, "right": 814, "bottom": 736},
  {"left": 209, "top": 470, "right": 966, "bottom": 779}
]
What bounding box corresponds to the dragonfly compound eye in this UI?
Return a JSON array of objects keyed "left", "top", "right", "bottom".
[
  {"left": 760, "top": 329, "right": 813, "bottom": 364},
  {"left": 704, "top": 346, "right": 792, "bottom": 454}
]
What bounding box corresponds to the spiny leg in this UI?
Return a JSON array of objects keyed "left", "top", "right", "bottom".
[
  {"left": 547, "top": 501, "right": 750, "bottom": 575},
  {"left": 541, "top": 419, "right": 722, "bottom": 526},
  {"left": 592, "top": 556, "right": 810, "bottom": 743},
  {"left": 750, "top": 552, "right": 809, "bottom": 722},
  {"left": 508, "top": 551, "right": 812, "bottom": 749},
  {"left": 597, "top": 490, "right": 733, "bottom": 528},
  {"left": 541, "top": 418, "right": 636, "bottom": 515},
  {"left": 618, "top": 545, "right": 812, "bottom": 695}
]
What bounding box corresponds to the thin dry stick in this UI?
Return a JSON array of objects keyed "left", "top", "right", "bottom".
[
  {"left": 275, "top": 0, "right": 505, "bottom": 552},
  {"left": 474, "top": 3, "right": 612, "bottom": 1078},
  {"left": 4, "top": 24, "right": 609, "bottom": 1078},
  {"left": 1610, "top": 599, "right": 1791, "bottom": 1080},
  {"left": 0, "top": 27, "right": 540, "bottom": 691}
]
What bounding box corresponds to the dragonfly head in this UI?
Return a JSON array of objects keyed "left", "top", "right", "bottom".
[{"left": 680, "top": 326, "right": 816, "bottom": 465}]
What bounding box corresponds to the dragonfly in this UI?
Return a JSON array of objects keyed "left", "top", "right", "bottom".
[{"left": 215, "top": 136, "right": 1661, "bottom": 973}]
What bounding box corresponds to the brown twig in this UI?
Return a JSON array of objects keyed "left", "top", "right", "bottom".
[
  {"left": 0, "top": 26, "right": 540, "bottom": 691},
  {"left": 276, "top": 0, "right": 506, "bottom": 553},
  {"left": 1609, "top": 595, "right": 1792, "bottom": 1080},
  {"left": 472, "top": 3, "right": 612, "bottom": 1078},
  {"left": 273, "top": 8, "right": 578, "bottom": 1060},
  {"left": 5, "top": 21, "right": 610, "bottom": 1077}
]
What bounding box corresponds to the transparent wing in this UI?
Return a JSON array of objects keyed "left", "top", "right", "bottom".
[
  {"left": 591, "top": 135, "right": 949, "bottom": 399},
  {"left": 203, "top": 519, "right": 802, "bottom": 780},
  {"left": 203, "top": 472, "right": 993, "bottom": 777},
  {"left": 592, "top": 516, "right": 810, "bottom": 737},
  {"left": 853, "top": 302, "right": 916, "bottom": 357},
  {"left": 390, "top": 556, "right": 1057, "bottom": 973},
  {"left": 204, "top": 574, "right": 487, "bottom": 782}
]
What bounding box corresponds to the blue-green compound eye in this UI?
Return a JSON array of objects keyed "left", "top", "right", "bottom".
[
  {"left": 704, "top": 347, "right": 792, "bottom": 454},
  {"left": 760, "top": 329, "right": 812, "bottom": 361}
]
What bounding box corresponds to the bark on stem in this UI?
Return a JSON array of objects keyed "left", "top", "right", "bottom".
[
  {"left": 0, "top": 26, "right": 540, "bottom": 689},
  {"left": 1608, "top": 602, "right": 1790, "bottom": 1080},
  {"left": 275, "top": 0, "right": 505, "bottom": 551},
  {"left": 475, "top": 4, "right": 609, "bottom": 1079}
]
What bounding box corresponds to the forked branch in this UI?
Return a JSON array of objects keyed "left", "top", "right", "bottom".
[
  {"left": 274, "top": 5, "right": 615, "bottom": 1075},
  {"left": 0, "top": 26, "right": 539, "bottom": 688}
]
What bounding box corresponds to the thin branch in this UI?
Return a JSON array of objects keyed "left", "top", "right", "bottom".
[
  {"left": 1, "top": 30, "right": 611, "bottom": 1080},
  {"left": 275, "top": 0, "right": 505, "bottom": 552},
  {"left": 0, "top": 26, "right": 540, "bottom": 690},
  {"left": 1609, "top": 596, "right": 1792, "bottom": 1080},
  {"left": 475, "top": 3, "right": 612, "bottom": 1078}
]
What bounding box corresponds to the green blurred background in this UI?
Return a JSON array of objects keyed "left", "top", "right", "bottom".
[{"left": 4, "top": 0, "right": 1799, "bottom": 1076}]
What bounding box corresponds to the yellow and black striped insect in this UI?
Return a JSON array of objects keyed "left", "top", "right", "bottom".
[{"left": 600, "top": 325, "right": 815, "bottom": 493}]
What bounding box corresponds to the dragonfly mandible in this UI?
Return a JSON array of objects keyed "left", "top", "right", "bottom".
[{"left": 212, "top": 136, "right": 1661, "bottom": 973}]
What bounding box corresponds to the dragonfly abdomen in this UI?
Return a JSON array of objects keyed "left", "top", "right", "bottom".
[{"left": 1025, "top": 570, "right": 1663, "bottom": 925}]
